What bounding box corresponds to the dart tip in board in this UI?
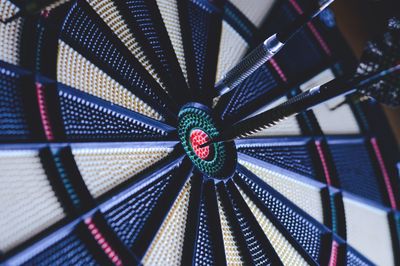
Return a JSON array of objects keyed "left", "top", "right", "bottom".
[
  {"left": 199, "top": 140, "right": 212, "bottom": 149},
  {"left": 189, "top": 129, "right": 213, "bottom": 160}
]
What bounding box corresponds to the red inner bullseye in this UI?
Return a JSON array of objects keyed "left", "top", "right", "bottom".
[{"left": 190, "top": 129, "right": 213, "bottom": 160}]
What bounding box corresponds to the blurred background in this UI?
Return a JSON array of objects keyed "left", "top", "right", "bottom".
[{"left": 332, "top": 0, "right": 400, "bottom": 145}]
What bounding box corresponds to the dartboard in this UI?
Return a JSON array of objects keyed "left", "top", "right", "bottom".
[{"left": 0, "top": 0, "right": 399, "bottom": 265}]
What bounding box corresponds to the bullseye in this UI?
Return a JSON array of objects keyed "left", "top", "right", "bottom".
[
  {"left": 178, "top": 102, "right": 237, "bottom": 179},
  {"left": 189, "top": 129, "right": 213, "bottom": 160}
]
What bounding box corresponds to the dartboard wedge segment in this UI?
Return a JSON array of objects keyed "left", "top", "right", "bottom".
[
  {"left": 234, "top": 166, "right": 332, "bottom": 265},
  {"left": 56, "top": 85, "right": 176, "bottom": 142},
  {"left": 70, "top": 141, "right": 178, "bottom": 199},
  {"left": 238, "top": 153, "right": 327, "bottom": 224}
]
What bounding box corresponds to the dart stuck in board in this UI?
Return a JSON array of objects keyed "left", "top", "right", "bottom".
[{"left": 202, "top": 16, "right": 400, "bottom": 147}]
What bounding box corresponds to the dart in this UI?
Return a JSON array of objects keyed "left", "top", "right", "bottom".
[
  {"left": 215, "top": 0, "right": 334, "bottom": 95},
  {"left": 203, "top": 64, "right": 400, "bottom": 146},
  {"left": 203, "top": 17, "right": 400, "bottom": 146}
]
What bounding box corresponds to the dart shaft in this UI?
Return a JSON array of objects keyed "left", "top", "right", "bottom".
[
  {"left": 215, "top": 0, "right": 334, "bottom": 96},
  {"left": 211, "top": 80, "right": 352, "bottom": 144},
  {"left": 277, "top": 0, "right": 334, "bottom": 43}
]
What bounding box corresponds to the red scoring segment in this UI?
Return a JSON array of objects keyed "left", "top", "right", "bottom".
[{"left": 190, "top": 129, "right": 213, "bottom": 160}]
